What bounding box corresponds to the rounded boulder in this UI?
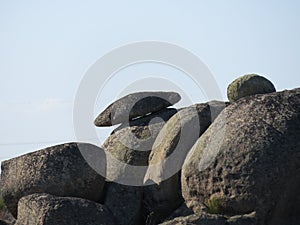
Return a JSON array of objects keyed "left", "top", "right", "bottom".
[{"left": 227, "top": 74, "right": 276, "bottom": 102}]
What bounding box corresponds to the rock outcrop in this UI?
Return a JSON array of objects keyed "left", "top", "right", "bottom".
[
  {"left": 1, "top": 143, "right": 106, "bottom": 217},
  {"left": 227, "top": 74, "right": 276, "bottom": 102},
  {"left": 14, "top": 194, "right": 116, "bottom": 225},
  {"left": 182, "top": 88, "right": 300, "bottom": 225},
  {"left": 94, "top": 91, "right": 181, "bottom": 126},
  {"left": 1, "top": 83, "right": 299, "bottom": 225}
]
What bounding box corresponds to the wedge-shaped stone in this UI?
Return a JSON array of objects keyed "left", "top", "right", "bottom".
[{"left": 94, "top": 91, "right": 181, "bottom": 126}]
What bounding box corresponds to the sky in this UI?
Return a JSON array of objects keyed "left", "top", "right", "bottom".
[{"left": 0, "top": 1, "right": 300, "bottom": 163}]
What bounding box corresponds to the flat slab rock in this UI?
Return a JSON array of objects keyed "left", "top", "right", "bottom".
[
  {"left": 94, "top": 91, "right": 181, "bottom": 126},
  {"left": 0, "top": 143, "right": 106, "bottom": 218},
  {"left": 15, "top": 193, "right": 116, "bottom": 225}
]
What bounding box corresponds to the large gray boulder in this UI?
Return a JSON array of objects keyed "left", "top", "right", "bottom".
[
  {"left": 104, "top": 182, "right": 143, "bottom": 225},
  {"left": 145, "top": 101, "right": 226, "bottom": 184},
  {"left": 94, "top": 91, "right": 181, "bottom": 126},
  {"left": 142, "top": 101, "right": 226, "bottom": 224},
  {"left": 15, "top": 194, "right": 116, "bottom": 225},
  {"left": 182, "top": 88, "right": 300, "bottom": 225},
  {"left": 1, "top": 143, "right": 106, "bottom": 217},
  {"left": 164, "top": 203, "right": 193, "bottom": 221},
  {"left": 112, "top": 108, "right": 177, "bottom": 134},
  {"left": 227, "top": 74, "right": 276, "bottom": 102},
  {"left": 143, "top": 175, "right": 183, "bottom": 225},
  {"left": 103, "top": 109, "right": 177, "bottom": 185}
]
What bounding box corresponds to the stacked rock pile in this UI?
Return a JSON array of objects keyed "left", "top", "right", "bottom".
[{"left": 0, "top": 74, "right": 299, "bottom": 225}]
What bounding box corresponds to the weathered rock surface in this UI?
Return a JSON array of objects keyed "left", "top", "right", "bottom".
[
  {"left": 227, "top": 212, "right": 257, "bottom": 225},
  {"left": 227, "top": 74, "right": 276, "bottom": 102},
  {"left": 182, "top": 88, "right": 300, "bottom": 225},
  {"left": 142, "top": 101, "right": 226, "bottom": 224},
  {"left": 145, "top": 101, "right": 226, "bottom": 184},
  {"left": 103, "top": 109, "right": 176, "bottom": 185},
  {"left": 165, "top": 202, "right": 193, "bottom": 221},
  {"left": 0, "top": 209, "right": 15, "bottom": 225},
  {"left": 159, "top": 213, "right": 227, "bottom": 225},
  {"left": 104, "top": 182, "right": 143, "bottom": 225},
  {"left": 112, "top": 108, "right": 177, "bottom": 134},
  {"left": 1, "top": 143, "right": 106, "bottom": 217},
  {"left": 143, "top": 175, "right": 183, "bottom": 225},
  {"left": 159, "top": 212, "right": 257, "bottom": 225},
  {"left": 15, "top": 193, "right": 116, "bottom": 225},
  {"left": 94, "top": 91, "right": 181, "bottom": 126},
  {"left": 2, "top": 84, "right": 299, "bottom": 225}
]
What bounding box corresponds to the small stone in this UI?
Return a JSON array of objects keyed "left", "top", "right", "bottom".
[
  {"left": 102, "top": 109, "right": 176, "bottom": 185},
  {"left": 227, "top": 74, "right": 276, "bottom": 102}
]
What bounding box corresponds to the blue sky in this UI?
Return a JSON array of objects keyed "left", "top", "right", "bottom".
[{"left": 0, "top": 1, "right": 300, "bottom": 162}]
